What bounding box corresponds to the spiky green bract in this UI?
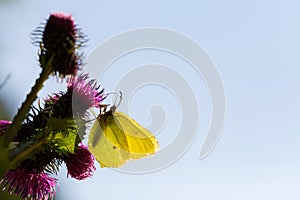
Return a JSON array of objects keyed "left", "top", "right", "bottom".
[{"left": 10, "top": 114, "right": 80, "bottom": 174}]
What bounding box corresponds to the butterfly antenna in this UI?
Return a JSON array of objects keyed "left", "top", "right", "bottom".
[
  {"left": 115, "top": 91, "right": 123, "bottom": 108},
  {"left": 100, "top": 92, "right": 123, "bottom": 113},
  {"left": 110, "top": 91, "right": 122, "bottom": 112}
]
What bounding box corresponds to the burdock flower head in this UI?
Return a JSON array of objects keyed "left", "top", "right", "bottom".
[
  {"left": 0, "top": 168, "right": 57, "bottom": 200},
  {"left": 33, "top": 12, "right": 86, "bottom": 77},
  {"left": 64, "top": 144, "right": 96, "bottom": 180}
]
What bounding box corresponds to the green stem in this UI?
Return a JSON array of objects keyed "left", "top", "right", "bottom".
[{"left": 4, "top": 66, "right": 52, "bottom": 146}]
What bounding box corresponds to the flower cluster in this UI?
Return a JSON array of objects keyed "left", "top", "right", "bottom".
[{"left": 0, "top": 12, "right": 102, "bottom": 200}]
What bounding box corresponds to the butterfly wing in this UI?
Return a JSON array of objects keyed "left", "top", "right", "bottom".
[
  {"left": 88, "top": 111, "right": 159, "bottom": 168},
  {"left": 113, "top": 112, "right": 159, "bottom": 159},
  {"left": 88, "top": 113, "right": 130, "bottom": 168}
]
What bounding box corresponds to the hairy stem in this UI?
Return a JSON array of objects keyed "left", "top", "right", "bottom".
[{"left": 4, "top": 67, "right": 52, "bottom": 146}]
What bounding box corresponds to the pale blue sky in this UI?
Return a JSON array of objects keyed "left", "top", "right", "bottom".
[{"left": 1, "top": 1, "right": 300, "bottom": 199}]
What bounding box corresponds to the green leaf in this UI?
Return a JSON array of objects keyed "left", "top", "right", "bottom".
[{"left": 47, "top": 117, "right": 79, "bottom": 154}]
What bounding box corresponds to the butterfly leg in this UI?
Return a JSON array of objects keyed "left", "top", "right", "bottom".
[{"left": 99, "top": 104, "right": 109, "bottom": 114}]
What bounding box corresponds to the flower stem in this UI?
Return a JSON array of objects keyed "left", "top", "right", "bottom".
[{"left": 4, "top": 66, "right": 52, "bottom": 146}]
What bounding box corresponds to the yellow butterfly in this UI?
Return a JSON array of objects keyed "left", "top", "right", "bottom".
[{"left": 88, "top": 98, "right": 159, "bottom": 168}]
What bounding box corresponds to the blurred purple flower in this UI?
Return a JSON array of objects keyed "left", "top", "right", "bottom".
[
  {"left": 0, "top": 168, "right": 57, "bottom": 200},
  {"left": 0, "top": 120, "right": 11, "bottom": 137}
]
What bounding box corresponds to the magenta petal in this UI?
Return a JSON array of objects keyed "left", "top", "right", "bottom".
[
  {"left": 68, "top": 73, "right": 104, "bottom": 112},
  {"left": 64, "top": 144, "right": 96, "bottom": 180},
  {"left": 0, "top": 168, "right": 58, "bottom": 200}
]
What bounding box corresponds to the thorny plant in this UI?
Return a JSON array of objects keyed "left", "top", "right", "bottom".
[{"left": 0, "top": 12, "right": 105, "bottom": 200}]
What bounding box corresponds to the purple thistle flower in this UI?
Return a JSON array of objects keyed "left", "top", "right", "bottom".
[
  {"left": 67, "top": 73, "right": 105, "bottom": 113},
  {"left": 0, "top": 168, "right": 58, "bottom": 200},
  {"left": 34, "top": 12, "right": 86, "bottom": 77},
  {"left": 43, "top": 12, "right": 76, "bottom": 51},
  {"left": 0, "top": 120, "right": 11, "bottom": 137},
  {"left": 41, "top": 74, "right": 104, "bottom": 118},
  {"left": 64, "top": 144, "right": 96, "bottom": 180}
]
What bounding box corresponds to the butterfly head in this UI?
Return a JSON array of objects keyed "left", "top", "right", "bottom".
[{"left": 99, "top": 91, "right": 122, "bottom": 115}]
